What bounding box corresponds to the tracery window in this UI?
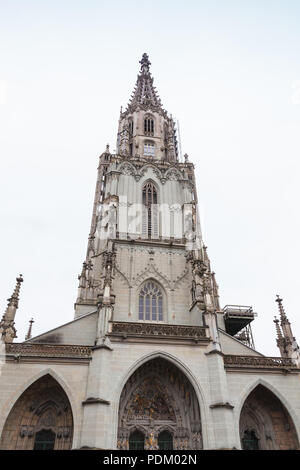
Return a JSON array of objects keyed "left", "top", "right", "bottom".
[
  {"left": 142, "top": 181, "right": 158, "bottom": 238},
  {"left": 144, "top": 117, "right": 154, "bottom": 136},
  {"left": 144, "top": 141, "right": 155, "bottom": 157},
  {"left": 139, "top": 281, "right": 163, "bottom": 321}
]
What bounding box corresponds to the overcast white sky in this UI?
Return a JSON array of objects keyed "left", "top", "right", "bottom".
[{"left": 1, "top": 0, "right": 300, "bottom": 355}]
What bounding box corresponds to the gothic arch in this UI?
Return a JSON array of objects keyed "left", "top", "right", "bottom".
[
  {"left": 133, "top": 263, "right": 171, "bottom": 291},
  {"left": 164, "top": 167, "right": 183, "bottom": 181},
  {"left": 238, "top": 382, "right": 299, "bottom": 450},
  {"left": 114, "top": 352, "right": 208, "bottom": 450},
  {"left": 139, "top": 165, "right": 164, "bottom": 185},
  {"left": 141, "top": 178, "right": 160, "bottom": 203},
  {"left": 0, "top": 373, "right": 74, "bottom": 450},
  {"left": 235, "top": 378, "right": 300, "bottom": 443},
  {"left": 0, "top": 368, "right": 76, "bottom": 432},
  {"left": 118, "top": 161, "right": 137, "bottom": 178}
]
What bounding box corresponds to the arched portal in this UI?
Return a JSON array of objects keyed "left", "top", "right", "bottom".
[
  {"left": 0, "top": 374, "right": 73, "bottom": 450},
  {"left": 239, "top": 385, "right": 299, "bottom": 450},
  {"left": 117, "top": 357, "right": 202, "bottom": 450}
]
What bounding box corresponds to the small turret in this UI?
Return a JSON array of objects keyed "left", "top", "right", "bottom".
[{"left": 25, "top": 317, "right": 34, "bottom": 341}]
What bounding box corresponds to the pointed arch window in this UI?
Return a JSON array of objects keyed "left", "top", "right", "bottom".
[
  {"left": 139, "top": 281, "right": 163, "bottom": 321},
  {"left": 142, "top": 181, "right": 158, "bottom": 238}
]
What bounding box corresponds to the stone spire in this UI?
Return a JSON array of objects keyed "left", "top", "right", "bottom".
[
  {"left": 0, "top": 274, "right": 23, "bottom": 343},
  {"left": 25, "top": 318, "right": 34, "bottom": 341},
  {"left": 274, "top": 295, "right": 300, "bottom": 364},
  {"left": 276, "top": 295, "right": 293, "bottom": 340},
  {"left": 125, "top": 53, "right": 166, "bottom": 117}
]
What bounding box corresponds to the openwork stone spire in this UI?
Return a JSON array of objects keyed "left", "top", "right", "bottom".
[
  {"left": 0, "top": 274, "right": 23, "bottom": 343},
  {"left": 125, "top": 53, "right": 166, "bottom": 116}
]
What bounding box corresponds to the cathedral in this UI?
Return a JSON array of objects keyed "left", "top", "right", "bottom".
[{"left": 1, "top": 53, "right": 300, "bottom": 451}]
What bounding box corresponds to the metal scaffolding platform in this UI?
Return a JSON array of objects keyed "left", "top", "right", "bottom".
[{"left": 222, "top": 305, "right": 257, "bottom": 349}]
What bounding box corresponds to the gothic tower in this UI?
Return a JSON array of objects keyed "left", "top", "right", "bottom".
[
  {"left": 73, "top": 53, "right": 226, "bottom": 449},
  {"left": 75, "top": 53, "right": 220, "bottom": 340}
]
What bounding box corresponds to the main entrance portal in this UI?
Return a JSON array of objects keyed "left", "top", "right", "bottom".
[{"left": 117, "top": 357, "right": 202, "bottom": 450}]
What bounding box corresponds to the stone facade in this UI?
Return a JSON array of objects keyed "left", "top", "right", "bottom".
[{"left": 0, "top": 53, "right": 300, "bottom": 450}]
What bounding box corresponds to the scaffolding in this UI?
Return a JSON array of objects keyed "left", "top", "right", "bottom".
[{"left": 223, "top": 305, "right": 257, "bottom": 349}]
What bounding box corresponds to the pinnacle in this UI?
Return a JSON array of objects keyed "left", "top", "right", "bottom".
[{"left": 124, "top": 54, "right": 166, "bottom": 116}]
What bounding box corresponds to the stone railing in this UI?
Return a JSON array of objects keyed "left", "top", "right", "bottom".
[
  {"left": 223, "top": 355, "right": 295, "bottom": 369},
  {"left": 5, "top": 343, "right": 92, "bottom": 359},
  {"left": 109, "top": 321, "right": 208, "bottom": 341}
]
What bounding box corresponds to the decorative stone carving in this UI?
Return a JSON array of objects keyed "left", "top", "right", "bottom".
[
  {"left": 110, "top": 321, "right": 207, "bottom": 340},
  {"left": 224, "top": 355, "right": 295, "bottom": 369}
]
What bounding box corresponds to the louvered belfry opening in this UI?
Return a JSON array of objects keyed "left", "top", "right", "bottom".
[
  {"left": 144, "top": 118, "right": 154, "bottom": 136},
  {"left": 142, "top": 181, "right": 158, "bottom": 238}
]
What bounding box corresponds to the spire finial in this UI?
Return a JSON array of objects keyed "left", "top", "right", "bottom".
[
  {"left": 139, "top": 53, "right": 151, "bottom": 75},
  {"left": 25, "top": 317, "right": 34, "bottom": 341},
  {"left": 0, "top": 274, "right": 24, "bottom": 343},
  {"left": 276, "top": 294, "right": 289, "bottom": 324}
]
